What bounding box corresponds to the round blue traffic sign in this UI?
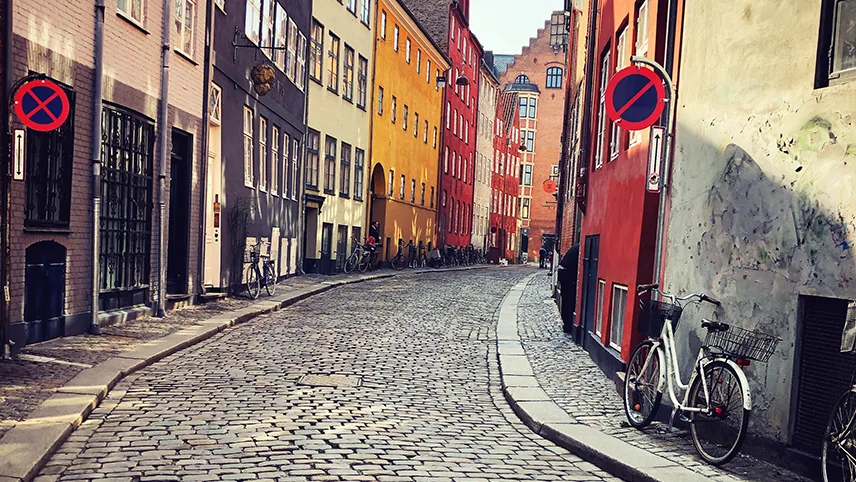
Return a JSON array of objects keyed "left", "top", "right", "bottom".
[
  {"left": 13, "top": 79, "right": 70, "bottom": 132},
  {"left": 605, "top": 66, "right": 665, "bottom": 131}
]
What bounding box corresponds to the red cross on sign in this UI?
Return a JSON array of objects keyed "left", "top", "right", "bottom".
[{"left": 13, "top": 79, "right": 71, "bottom": 132}]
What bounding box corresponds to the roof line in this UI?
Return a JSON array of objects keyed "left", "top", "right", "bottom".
[{"left": 395, "top": 0, "right": 453, "bottom": 67}]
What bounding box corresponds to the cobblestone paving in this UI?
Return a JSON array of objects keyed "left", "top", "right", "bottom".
[
  {"left": 519, "top": 274, "right": 811, "bottom": 482},
  {"left": 38, "top": 268, "right": 621, "bottom": 481},
  {"left": 0, "top": 269, "right": 408, "bottom": 440}
]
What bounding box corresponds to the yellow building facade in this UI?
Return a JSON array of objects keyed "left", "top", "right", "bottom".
[
  {"left": 368, "top": 0, "right": 450, "bottom": 261},
  {"left": 304, "top": 0, "right": 375, "bottom": 274}
]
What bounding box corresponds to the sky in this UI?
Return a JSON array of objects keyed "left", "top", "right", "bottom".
[{"left": 469, "top": 0, "right": 564, "bottom": 55}]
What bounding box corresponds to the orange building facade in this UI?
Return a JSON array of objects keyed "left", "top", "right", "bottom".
[{"left": 368, "top": 0, "right": 450, "bottom": 260}]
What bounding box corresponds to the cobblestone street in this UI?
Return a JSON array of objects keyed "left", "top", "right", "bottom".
[
  {"left": 518, "top": 273, "right": 810, "bottom": 482},
  {"left": 37, "top": 268, "right": 620, "bottom": 481}
]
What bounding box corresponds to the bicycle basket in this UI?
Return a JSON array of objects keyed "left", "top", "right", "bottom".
[
  {"left": 244, "top": 243, "right": 262, "bottom": 263},
  {"left": 703, "top": 323, "right": 780, "bottom": 362},
  {"left": 639, "top": 299, "right": 683, "bottom": 337}
]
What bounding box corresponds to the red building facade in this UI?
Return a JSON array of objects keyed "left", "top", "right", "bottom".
[
  {"left": 402, "top": 0, "right": 483, "bottom": 249},
  {"left": 491, "top": 92, "right": 522, "bottom": 261}
]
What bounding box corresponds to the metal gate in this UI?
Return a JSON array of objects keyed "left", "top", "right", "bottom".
[
  {"left": 99, "top": 105, "right": 154, "bottom": 311},
  {"left": 792, "top": 296, "right": 855, "bottom": 455}
]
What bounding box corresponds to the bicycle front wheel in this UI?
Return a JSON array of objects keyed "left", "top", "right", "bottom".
[
  {"left": 245, "top": 265, "right": 261, "bottom": 300},
  {"left": 688, "top": 360, "right": 750, "bottom": 465},
  {"left": 624, "top": 340, "right": 663, "bottom": 428},
  {"left": 358, "top": 253, "right": 371, "bottom": 273},
  {"left": 823, "top": 389, "right": 856, "bottom": 482},
  {"left": 264, "top": 264, "right": 277, "bottom": 296},
  {"left": 392, "top": 253, "right": 406, "bottom": 271},
  {"left": 344, "top": 252, "right": 358, "bottom": 274}
]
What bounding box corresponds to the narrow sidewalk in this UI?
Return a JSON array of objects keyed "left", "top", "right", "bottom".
[{"left": 497, "top": 273, "right": 812, "bottom": 482}]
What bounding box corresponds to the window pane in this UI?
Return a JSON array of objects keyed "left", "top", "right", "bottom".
[{"left": 833, "top": 0, "right": 856, "bottom": 74}]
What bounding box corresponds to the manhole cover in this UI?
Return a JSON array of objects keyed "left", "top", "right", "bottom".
[{"left": 297, "top": 374, "right": 361, "bottom": 388}]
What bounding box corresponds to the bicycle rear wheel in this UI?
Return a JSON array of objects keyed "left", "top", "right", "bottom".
[
  {"left": 624, "top": 340, "right": 663, "bottom": 428},
  {"left": 344, "top": 252, "right": 359, "bottom": 274},
  {"left": 392, "top": 253, "right": 406, "bottom": 271},
  {"left": 358, "top": 252, "right": 371, "bottom": 273},
  {"left": 687, "top": 360, "right": 749, "bottom": 465},
  {"left": 245, "top": 265, "right": 261, "bottom": 300},
  {"left": 823, "top": 389, "right": 856, "bottom": 482},
  {"left": 264, "top": 263, "right": 277, "bottom": 296}
]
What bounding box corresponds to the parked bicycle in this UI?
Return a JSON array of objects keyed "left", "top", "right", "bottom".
[
  {"left": 391, "top": 240, "right": 418, "bottom": 271},
  {"left": 822, "top": 330, "right": 856, "bottom": 481},
  {"left": 244, "top": 242, "right": 277, "bottom": 300},
  {"left": 358, "top": 239, "right": 381, "bottom": 273},
  {"left": 624, "top": 284, "right": 780, "bottom": 465},
  {"left": 343, "top": 236, "right": 364, "bottom": 274}
]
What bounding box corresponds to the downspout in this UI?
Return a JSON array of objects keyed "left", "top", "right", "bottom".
[
  {"left": 90, "top": 0, "right": 105, "bottom": 334},
  {"left": 296, "top": 16, "right": 311, "bottom": 276},
  {"left": 155, "top": 0, "right": 172, "bottom": 316},
  {"left": 364, "top": 0, "right": 379, "bottom": 236},
  {"left": 554, "top": 7, "right": 574, "bottom": 256},
  {"left": 197, "top": 0, "right": 215, "bottom": 295},
  {"left": 577, "top": 0, "right": 598, "bottom": 213},
  {"left": 1, "top": 0, "right": 12, "bottom": 356}
]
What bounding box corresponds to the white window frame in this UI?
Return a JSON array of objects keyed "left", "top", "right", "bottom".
[
  {"left": 118, "top": 0, "right": 146, "bottom": 25},
  {"left": 271, "top": 126, "right": 280, "bottom": 196},
  {"left": 388, "top": 170, "right": 394, "bottom": 197},
  {"left": 406, "top": 38, "right": 411, "bottom": 63},
  {"left": 595, "top": 49, "right": 610, "bottom": 169},
  {"left": 259, "top": 116, "right": 268, "bottom": 192},
  {"left": 296, "top": 33, "right": 307, "bottom": 90},
  {"left": 426, "top": 60, "right": 431, "bottom": 83},
  {"left": 243, "top": 107, "right": 254, "bottom": 187},
  {"left": 417, "top": 49, "right": 422, "bottom": 73},
  {"left": 274, "top": 5, "right": 288, "bottom": 71},
  {"left": 175, "top": 0, "right": 196, "bottom": 57},
  {"left": 287, "top": 19, "right": 298, "bottom": 82},
  {"left": 380, "top": 11, "right": 387, "bottom": 39},
  {"left": 260, "top": 0, "right": 274, "bottom": 59},
  {"left": 595, "top": 279, "right": 605, "bottom": 336},
  {"left": 245, "top": 0, "right": 261, "bottom": 44},
  {"left": 291, "top": 138, "right": 300, "bottom": 199},
  {"left": 610, "top": 284, "right": 628, "bottom": 350},
  {"left": 209, "top": 84, "right": 222, "bottom": 125},
  {"left": 360, "top": 0, "right": 371, "bottom": 26},
  {"left": 394, "top": 25, "right": 400, "bottom": 52},
  {"left": 347, "top": 0, "right": 357, "bottom": 14},
  {"left": 400, "top": 174, "right": 405, "bottom": 200},
  {"left": 611, "top": 28, "right": 628, "bottom": 159},
  {"left": 283, "top": 132, "right": 291, "bottom": 197}
]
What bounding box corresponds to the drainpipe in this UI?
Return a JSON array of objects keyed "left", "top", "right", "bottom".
[
  {"left": 1, "top": 0, "right": 12, "bottom": 356},
  {"left": 364, "top": 0, "right": 379, "bottom": 235},
  {"left": 90, "top": 0, "right": 105, "bottom": 334},
  {"left": 577, "top": 0, "right": 598, "bottom": 213},
  {"left": 155, "top": 0, "right": 172, "bottom": 317},
  {"left": 197, "top": 0, "right": 215, "bottom": 295},
  {"left": 554, "top": 7, "right": 575, "bottom": 256},
  {"left": 296, "top": 17, "right": 311, "bottom": 276}
]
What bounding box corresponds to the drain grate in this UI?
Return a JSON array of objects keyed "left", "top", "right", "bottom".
[{"left": 297, "top": 374, "right": 362, "bottom": 388}]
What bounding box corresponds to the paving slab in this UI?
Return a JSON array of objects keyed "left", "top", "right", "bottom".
[
  {"left": 56, "top": 357, "right": 139, "bottom": 397},
  {"left": 497, "top": 341, "right": 525, "bottom": 356},
  {"left": 497, "top": 354, "right": 535, "bottom": 376}
]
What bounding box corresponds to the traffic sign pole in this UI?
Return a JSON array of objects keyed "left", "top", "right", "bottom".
[{"left": 630, "top": 56, "right": 675, "bottom": 297}]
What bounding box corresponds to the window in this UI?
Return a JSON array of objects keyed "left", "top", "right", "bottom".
[
  {"left": 25, "top": 83, "right": 75, "bottom": 228},
  {"left": 287, "top": 20, "right": 299, "bottom": 82},
  {"left": 245, "top": 0, "right": 261, "bottom": 43},
  {"left": 354, "top": 148, "right": 365, "bottom": 201},
  {"left": 595, "top": 48, "right": 610, "bottom": 169},
  {"left": 377, "top": 86, "right": 384, "bottom": 115},
  {"left": 546, "top": 67, "right": 563, "bottom": 89},
  {"left": 451, "top": 151, "right": 456, "bottom": 177},
  {"left": 243, "top": 107, "right": 254, "bottom": 187},
  {"left": 818, "top": 0, "right": 856, "bottom": 85},
  {"left": 380, "top": 11, "right": 387, "bottom": 39},
  {"left": 324, "top": 136, "right": 337, "bottom": 193},
  {"left": 446, "top": 103, "right": 451, "bottom": 128},
  {"left": 271, "top": 126, "right": 280, "bottom": 195},
  {"left": 391, "top": 96, "right": 397, "bottom": 123},
  {"left": 424, "top": 120, "right": 429, "bottom": 143},
  {"left": 343, "top": 45, "right": 355, "bottom": 101},
  {"left": 611, "top": 28, "right": 628, "bottom": 159},
  {"left": 436, "top": 69, "right": 440, "bottom": 91},
  {"left": 414, "top": 112, "right": 419, "bottom": 137},
  {"left": 442, "top": 190, "right": 447, "bottom": 207},
  {"left": 444, "top": 147, "right": 449, "bottom": 173},
  {"left": 340, "top": 142, "right": 351, "bottom": 197},
  {"left": 514, "top": 74, "right": 530, "bottom": 84},
  {"left": 258, "top": 117, "right": 268, "bottom": 191},
  {"left": 361, "top": 0, "right": 371, "bottom": 26},
  {"left": 357, "top": 56, "right": 368, "bottom": 108},
  {"left": 417, "top": 50, "right": 422, "bottom": 73},
  {"left": 523, "top": 164, "right": 532, "bottom": 186},
  {"left": 394, "top": 25, "right": 400, "bottom": 51},
  {"left": 310, "top": 21, "right": 324, "bottom": 83},
  {"left": 118, "top": 0, "right": 145, "bottom": 24},
  {"left": 410, "top": 179, "right": 416, "bottom": 203},
  {"left": 209, "top": 84, "right": 221, "bottom": 124},
  {"left": 306, "top": 130, "right": 320, "bottom": 189},
  {"left": 610, "top": 285, "right": 628, "bottom": 350},
  {"left": 215, "top": 0, "right": 224, "bottom": 12},
  {"left": 420, "top": 183, "right": 425, "bottom": 205},
  {"left": 403, "top": 105, "right": 409, "bottom": 131},
  {"left": 406, "top": 38, "right": 411, "bottom": 63},
  {"left": 594, "top": 279, "right": 604, "bottom": 335},
  {"left": 175, "top": 0, "right": 195, "bottom": 56},
  {"left": 327, "top": 34, "right": 341, "bottom": 93},
  {"left": 521, "top": 198, "right": 530, "bottom": 219},
  {"left": 400, "top": 174, "right": 405, "bottom": 200},
  {"left": 528, "top": 97, "right": 537, "bottom": 118},
  {"left": 433, "top": 127, "right": 438, "bottom": 148},
  {"left": 453, "top": 109, "right": 458, "bottom": 135},
  {"left": 430, "top": 187, "right": 435, "bottom": 208},
  {"left": 283, "top": 132, "right": 291, "bottom": 196},
  {"left": 296, "top": 33, "right": 307, "bottom": 89},
  {"left": 426, "top": 60, "right": 431, "bottom": 83},
  {"left": 275, "top": 5, "right": 287, "bottom": 70},
  {"left": 347, "top": 0, "right": 357, "bottom": 14},
  {"left": 550, "top": 12, "right": 568, "bottom": 47},
  {"left": 388, "top": 170, "right": 394, "bottom": 196},
  {"left": 523, "top": 130, "right": 535, "bottom": 152},
  {"left": 292, "top": 137, "right": 300, "bottom": 198}
]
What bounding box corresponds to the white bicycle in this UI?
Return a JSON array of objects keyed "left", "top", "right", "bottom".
[{"left": 624, "top": 284, "right": 780, "bottom": 465}]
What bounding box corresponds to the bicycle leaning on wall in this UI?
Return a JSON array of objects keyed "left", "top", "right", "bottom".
[
  {"left": 822, "top": 310, "right": 856, "bottom": 482},
  {"left": 244, "top": 241, "right": 278, "bottom": 300},
  {"left": 624, "top": 284, "right": 780, "bottom": 465}
]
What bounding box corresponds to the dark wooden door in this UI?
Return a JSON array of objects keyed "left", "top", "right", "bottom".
[
  {"left": 580, "top": 235, "right": 600, "bottom": 347},
  {"left": 25, "top": 241, "right": 66, "bottom": 343}
]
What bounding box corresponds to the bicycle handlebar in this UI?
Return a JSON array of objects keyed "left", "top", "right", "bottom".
[
  {"left": 637, "top": 284, "right": 721, "bottom": 306},
  {"left": 637, "top": 283, "right": 659, "bottom": 293}
]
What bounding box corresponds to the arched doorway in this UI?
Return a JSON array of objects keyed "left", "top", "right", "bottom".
[
  {"left": 369, "top": 163, "right": 387, "bottom": 233},
  {"left": 25, "top": 241, "right": 67, "bottom": 343}
]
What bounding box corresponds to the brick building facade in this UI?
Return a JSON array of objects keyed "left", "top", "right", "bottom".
[
  {"left": 496, "top": 12, "right": 569, "bottom": 263},
  {"left": 6, "top": 0, "right": 207, "bottom": 348}
]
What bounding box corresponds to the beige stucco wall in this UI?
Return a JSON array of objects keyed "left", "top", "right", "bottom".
[
  {"left": 665, "top": 0, "right": 856, "bottom": 443},
  {"left": 474, "top": 68, "right": 498, "bottom": 251},
  {"left": 306, "top": 0, "right": 374, "bottom": 261}
]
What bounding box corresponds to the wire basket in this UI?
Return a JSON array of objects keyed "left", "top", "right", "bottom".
[
  {"left": 639, "top": 299, "right": 683, "bottom": 337},
  {"left": 703, "top": 323, "right": 780, "bottom": 362}
]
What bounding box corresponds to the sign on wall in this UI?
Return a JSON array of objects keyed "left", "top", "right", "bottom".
[
  {"left": 605, "top": 66, "right": 665, "bottom": 131},
  {"left": 13, "top": 130, "right": 25, "bottom": 181},
  {"left": 647, "top": 126, "right": 666, "bottom": 192},
  {"left": 13, "top": 79, "right": 71, "bottom": 132}
]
